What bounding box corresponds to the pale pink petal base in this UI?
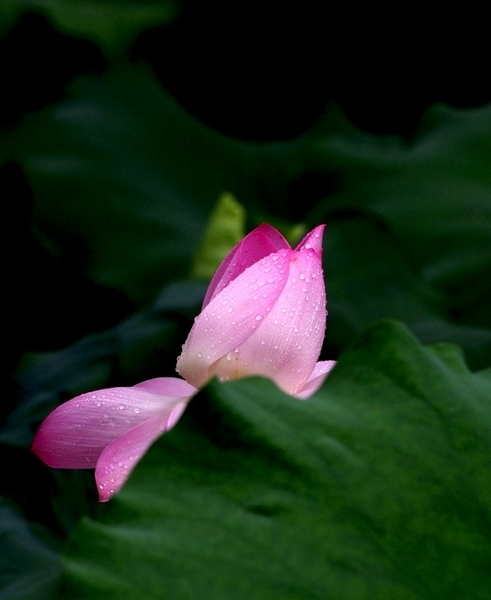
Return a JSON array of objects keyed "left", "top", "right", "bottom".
[
  {"left": 95, "top": 402, "right": 187, "bottom": 502},
  {"left": 294, "top": 360, "right": 337, "bottom": 399}
]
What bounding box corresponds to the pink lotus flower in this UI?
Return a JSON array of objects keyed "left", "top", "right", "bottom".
[
  {"left": 176, "top": 223, "right": 335, "bottom": 397},
  {"left": 32, "top": 223, "right": 334, "bottom": 502}
]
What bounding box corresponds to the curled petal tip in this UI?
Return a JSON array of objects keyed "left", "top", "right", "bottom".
[
  {"left": 296, "top": 224, "right": 326, "bottom": 252},
  {"left": 294, "top": 360, "right": 337, "bottom": 399}
]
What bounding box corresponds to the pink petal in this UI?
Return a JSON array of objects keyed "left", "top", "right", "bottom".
[
  {"left": 203, "top": 224, "right": 290, "bottom": 308},
  {"left": 31, "top": 379, "right": 196, "bottom": 469},
  {"left": 208, "top": 242, "right": 327, "bottom": 394},
  {"left": 95, "top": 402, "right": 187, "bottom": 502},
  {"left": 294, "top": 360, "right": 337, "bottom": 399},
  {"left": 176, "top": 249, "right": 291, "bottom": 388},
  {"left": 295, "top": 224, "right": 325, "bottom": 252},
  {"left": 258, "top": 223, "right": 292, "bottom": 252}
]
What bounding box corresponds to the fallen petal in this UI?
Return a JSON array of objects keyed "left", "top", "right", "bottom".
[
  {"left": 95, "top": 402, "right": 187, "bottom": 502},
  {"left": 32, "top": 379, "right": 195, "bottom": 469}
]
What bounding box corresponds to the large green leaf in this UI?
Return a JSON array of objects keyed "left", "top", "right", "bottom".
[
  {"left": 306, "top": 103, "right": 491, "bottom": 323},
  {"left": 0, "top": 0, "right": 178, "bottom": 54},
  {"left": 13, "top": 64, "right": 257, "bottom": 303},
  {"left": 0, "top": 499, "right": 62, "bottom": 600},
  {"left": 60, "top": 320, "right": 491, "bottom": 599},
  {"left": 323, "top": 213, "right": 491, "bottom": 369}
]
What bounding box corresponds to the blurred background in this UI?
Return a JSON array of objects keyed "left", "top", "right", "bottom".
[{"left": 1, "top": 2, "right": 490, "bottom": 598}]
